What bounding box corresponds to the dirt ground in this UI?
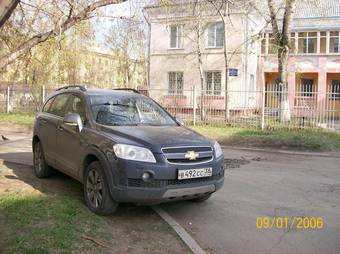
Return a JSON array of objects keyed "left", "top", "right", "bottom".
[{"left": 0, "top": 134, "right": 189, "bottom": 254}]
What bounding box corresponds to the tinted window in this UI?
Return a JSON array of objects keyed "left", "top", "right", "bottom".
[
  {"left": 42, "top": 97, "right": 54, "bottom": 112},
  {"left": 49, "top": 93, "right": 69, "bottom": 117},
  {"left": 66, "top": 95, "right": 86, "bottom": 123}
]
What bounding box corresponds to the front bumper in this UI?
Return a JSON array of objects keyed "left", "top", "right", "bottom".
[{"left": 108, "top": 154, "right": 225, "bottom": 204}]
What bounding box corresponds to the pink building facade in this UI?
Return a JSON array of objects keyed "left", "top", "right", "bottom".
[{"left": 259, "top": 4, "right": 340, "bottom": 118}]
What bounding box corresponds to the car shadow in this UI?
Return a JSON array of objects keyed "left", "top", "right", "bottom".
[{"left": 0, "top": 151, "right": 150, "bottom": 216}]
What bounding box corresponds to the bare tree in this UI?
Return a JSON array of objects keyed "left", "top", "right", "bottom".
[
  {"left": 0, "top": 0, "right": 127, "bottom": 70},
  {"left": 105, "top": 11, "right": 147, "bottom": 88},
  {"left": 206, "top": 0, "right": 231, "bottom": 120},
  {"left": 267, "top": 0, "right": 296, "bottom": 122}
]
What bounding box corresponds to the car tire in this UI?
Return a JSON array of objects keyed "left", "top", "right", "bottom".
[
  {"left": 190, "top": 193, "right": 212, "bottom": 202},
  {"left": 33, "top": 141, "right": 53, "bottom": 178},
  {"left": 84, "top": 161, "right": 118, "bottom": 215}
]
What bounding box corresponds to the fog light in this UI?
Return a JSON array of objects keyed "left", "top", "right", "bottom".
[{"left": 142, "top": 172, "right": 151, "bottom": 182}]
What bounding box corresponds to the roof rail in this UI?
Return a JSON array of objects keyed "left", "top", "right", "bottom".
[
  {"left": 113, "top": 88, "right": 140, "bottom": 94},
  {"left": 56, "top": 85, "right": 86, "bottom": 91}
]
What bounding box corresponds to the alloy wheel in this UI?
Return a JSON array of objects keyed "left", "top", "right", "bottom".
[
  {"left": 34, "top": 144, "right": 42, "bottom": 173},
  {"left": 86, "top": 169, "right": 103, "bottom": 208}
]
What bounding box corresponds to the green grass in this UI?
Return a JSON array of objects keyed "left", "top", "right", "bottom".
[
  {"left": 190, "top": 125, "right": 340, "bottom": 151},
  {"left": 0, "top": 112, "right": 35, "bottom": 128},
  {"left": 0, "top": 192, "right": 104, "bottom": 254}
]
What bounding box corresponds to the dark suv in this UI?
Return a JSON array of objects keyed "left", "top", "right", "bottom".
[{"left": 33, "top": 86, "right": 224, "bottom": 215}]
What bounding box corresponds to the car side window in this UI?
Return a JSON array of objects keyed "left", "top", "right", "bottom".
[
  {"left": 42, "top": 97, "right": 54, "bottom": 113},
  {"left": 66, "top": 95, "right": 86, "bottom": 123},
  {"left": 49, "top": 94, "right": 70, "bottom": 117}
]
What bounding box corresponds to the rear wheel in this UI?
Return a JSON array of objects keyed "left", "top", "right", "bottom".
[
  {"left": 190, "top": 193, "right": 212, "bottom": 202},
  {"left": 84, "top": 161, "right": 118, "bottom": 215},
  {"left": 33, "top": 141, "right": 53, "bottom": 178}
]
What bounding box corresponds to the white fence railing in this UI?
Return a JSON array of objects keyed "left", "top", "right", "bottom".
[{"left": 0, "top": 86, "right": 339, "bottom": 131}]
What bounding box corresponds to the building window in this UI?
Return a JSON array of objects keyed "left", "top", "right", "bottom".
[
  {"left": 320, "top": 32, "right": 327, "bottom": 53},
  {"left": 298, "top": 32, "right": 317, "bottom": 54},
  {"left": 331, "top": 80, "right": 340, "bottom": 99},
  {"left": 268, "top": 33, "right": 278, "bottom": 54},
  {"left": 170, "top": 25, "right": 183, "bottom": 49},
  {"left": 168, "top": 72, "right": 183, "bottom": 94},
  {"left": 205, "top": 71, "right": 221, "bottom": 95},
  {"left": 301, "top": 79, "right": 314, "bottom": 97},
  {"left": 330, "top": 31, "right": 340, "bottom": 53},
  {"left": 289, "top": 32, "right": 296, "bottom": 54},
  {"left": 207, "top": 22, "right": 224, "bottom": 48},
  {"left": 261, "top": 34, "right": 266, "bottom": 54}
]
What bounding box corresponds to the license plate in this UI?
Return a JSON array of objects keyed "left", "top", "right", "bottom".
[{"left": 178, "top": 168, "right": 212, "bottom": 180}]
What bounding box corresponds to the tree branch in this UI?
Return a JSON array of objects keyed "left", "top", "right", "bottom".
[
  {"left": 0, "top": 0, "right": 127, "bottom": 69},
  {"left": 267, "top": 0, "right": 279, "bottom": 40},
  {"left": 0, "top": 0, "right": 20, "bottom": 28},
  {"left": 281, "top": 0, "right": 295, "bottom": 46}
]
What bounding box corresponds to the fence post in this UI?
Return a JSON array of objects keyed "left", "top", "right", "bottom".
[
  {"left": 6, "top": 86, "right": 10, "bottom": 113},
  {"left": 261, "top": 88, "right": 265, "bottom": 130},
  {"left": 42, "top": 85, "right": 45, "bottom": 103},
  {"left": 193, "top": 86, "right": 197, "bottom": 126}
]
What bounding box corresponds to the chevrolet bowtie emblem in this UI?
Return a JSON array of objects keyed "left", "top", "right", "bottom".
[{"left": 185, "top": 151, "right": 199, "bottom": 160}]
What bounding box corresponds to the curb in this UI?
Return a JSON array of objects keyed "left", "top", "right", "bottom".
[
  {"left": 221, "top": 145, "right": 338, "bottom": 158},
  {"left": 152, "top": 206, "right": 205, "bottom": 254}
]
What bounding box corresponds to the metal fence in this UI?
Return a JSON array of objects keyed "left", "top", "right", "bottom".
[{"left": 0, "top": 86, "right": 339, "bottom": 132}]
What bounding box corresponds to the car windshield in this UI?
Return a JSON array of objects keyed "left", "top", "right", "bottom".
[{"left": 89, "top": 94, "right": 177, "bottom": 126}]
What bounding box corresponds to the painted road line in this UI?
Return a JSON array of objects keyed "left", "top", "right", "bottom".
[{"left": 152, "top": 205, "right": 206, "bottom": 254}]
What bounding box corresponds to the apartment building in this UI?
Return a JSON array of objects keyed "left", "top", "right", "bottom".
[
  {"left": 144, "top": 1, "right": 263, "bottom": 111},
  {"left": 145, "top": 0, "right": 340, "bottom": 124}
]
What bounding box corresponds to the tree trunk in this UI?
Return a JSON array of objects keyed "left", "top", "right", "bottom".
[
  {"left": 278, "top": 45, "right": 291, "bottom": 122},
  {"left": 222, "top": 18, "right": 230, "bottom": 121},
  {"left": 194, "top": 0, "right": 205, "bottom": 122},
  {"left": 267, "top": 0, "right": 295, "bottom": 123}
]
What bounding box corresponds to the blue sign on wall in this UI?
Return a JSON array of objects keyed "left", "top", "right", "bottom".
[{"left": 229, "top": 68, "right": 238, "bottom": 77}]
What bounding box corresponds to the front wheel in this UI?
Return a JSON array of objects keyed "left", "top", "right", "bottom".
[
  {"left": 84, "top": 161, "right": 118, "bottom": 215},
  {"left": 33, "top": 141, "right": 53, "bottom": 178}
]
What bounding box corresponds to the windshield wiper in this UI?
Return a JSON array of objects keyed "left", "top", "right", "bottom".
[
  {"left": 110, "top": 123, "right": 139, "bottom": 126},
  {"left": 93, "top": 102, "right": 131, "bottom": 107}
]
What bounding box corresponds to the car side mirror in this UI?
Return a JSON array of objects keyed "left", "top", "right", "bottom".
[
  {"left": 63, "top": 113, "right": 83, "bottom": 132},
  {"left": 175, "top": 117, "right": 184, "bottom": 125}
]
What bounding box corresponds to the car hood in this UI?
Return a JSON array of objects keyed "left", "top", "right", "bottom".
[{"left": 98, "top": 125, "right": 212, "bottom": 152}]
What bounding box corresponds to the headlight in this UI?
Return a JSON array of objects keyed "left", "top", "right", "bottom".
[
  {"left": 214, "top": 141, "right": 223, "bottom": 158},
  {"left": 113, "top": 144, "right": 156, "bottom": 163}
]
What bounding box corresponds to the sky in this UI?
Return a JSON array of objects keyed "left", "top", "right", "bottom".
[{"left": 93, "top": 0, "right": 140, "bottom": 53}]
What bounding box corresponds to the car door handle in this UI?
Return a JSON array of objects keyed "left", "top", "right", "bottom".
[{"left": 58, "top": 125, "right": 64, "bottom": 131}]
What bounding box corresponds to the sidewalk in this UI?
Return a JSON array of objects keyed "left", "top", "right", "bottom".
[{"left": 0, "top": 130, "right": 32, "bottom": 166}]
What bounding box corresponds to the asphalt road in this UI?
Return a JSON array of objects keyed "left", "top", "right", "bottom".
[
  {"left": 161, "top": 148, "right": 340, "bottom": 254},
  {"left": 1, "top": 131, "right": 340, "bottom": 254}
]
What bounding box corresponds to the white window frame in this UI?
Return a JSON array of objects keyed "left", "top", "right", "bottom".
[
  {"left": 169, "top": 25, "right": 183, "bottom": 49},
  {"left": 168, "top": 72, "right": 184, "bottom": 95},
  {"left": 298, "top": 32, "right": 317, "bottom": 54},
  {"left": 205, "top": 71, "right": 222, "bottom": 95},
  {"left": 329, "top": 31, "right": 340, "bottom": 54},
  {"left": 207, "top": 22, "right": 224, "bottom": 48}
]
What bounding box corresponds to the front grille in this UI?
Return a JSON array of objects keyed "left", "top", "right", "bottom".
[
  {"left": 162, "top": 147, "right": 212, "bottom": 153},
  {"left": 162, "top": 146, "right": 214, "bottom": 164},
  {"left": 127, "top": 171, "right": 224, "bottom": 188}
]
